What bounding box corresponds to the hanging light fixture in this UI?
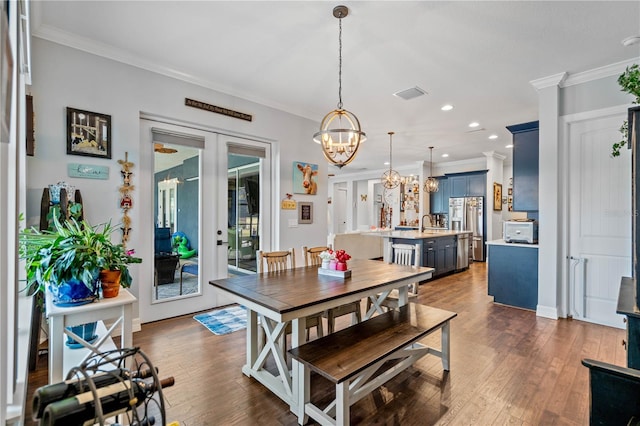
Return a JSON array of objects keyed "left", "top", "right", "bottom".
[
  {"left": 381, "top": 132, "right": 401, "bottom": 189},
  {"left": 313, "top": 5, "right": 366, "bottom": 169},
  {"left": 423, "top": 146, "right": 439, "bottom": 193}
]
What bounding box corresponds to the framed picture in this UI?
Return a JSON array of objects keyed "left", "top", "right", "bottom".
[
  {"left": 67, "top": 107, "right": 112, "bottom": 159},
  {"left": 298, "top": 201, "right": 313, "bottom": 224},
  {"left": 508, "top": 196, "right": 513, "bottom": 204},
  {"left": 293, "top": 161, "right": 318, "bottom": 195},
  {"left": 508, "top": 187, "right": 512, "bottom": 196},
  {"left": 493, "top": 182, "right": 502, "bottom": 211}
]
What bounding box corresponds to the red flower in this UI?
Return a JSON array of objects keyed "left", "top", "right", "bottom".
[{"left": 334, "top": 249, "right": 351, "bottom": 263}]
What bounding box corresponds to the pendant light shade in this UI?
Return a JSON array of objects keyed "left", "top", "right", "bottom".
[
  {"left": 313, "top": 5, "right": 366, "bottom": 169},
  {"left": 381, "top": 131, "right": 401, "bottom": 189},
  {"left": 424, "top": 146, "right": 439, "bottom": 193}
]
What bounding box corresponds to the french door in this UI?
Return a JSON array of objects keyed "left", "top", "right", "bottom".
[{"left": 139, "top": 117, "right": 272, "bottom": 323}]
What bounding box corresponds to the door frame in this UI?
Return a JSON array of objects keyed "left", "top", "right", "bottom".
[
  {"left": 559, "top": 104, "right": 630, "bottom": 325},
  {"left": 139, "top": 114, "right": 273, "bottom": 323}
]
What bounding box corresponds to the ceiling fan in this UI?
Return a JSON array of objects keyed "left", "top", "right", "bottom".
[{"left": 154, "top": 143, "right": 177, "bottom": 154}]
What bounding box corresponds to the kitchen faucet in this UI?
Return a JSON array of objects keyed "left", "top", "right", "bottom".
[{"left": 421, "top": 214, "right": 432, "bottom": 232}]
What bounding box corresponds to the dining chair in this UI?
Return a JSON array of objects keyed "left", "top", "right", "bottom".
[
  {"left": 257, "top": 249, "right": 323, "bottom": 344},
  {"left": 303, "top": 245, "right": 362, "bottom": 334},
  {"left": 367, "top": 242, "right": 421, "bottom": 313}
]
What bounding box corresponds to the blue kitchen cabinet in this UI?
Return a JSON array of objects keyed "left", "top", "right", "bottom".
[
  {"left": 429, "top": 177, "right": 449, "bottom": 214},
  {"left": 447, "top": 172, "right": 487, "bottom": 198},
  {"left": 467, "top": 174, "right": 486, "bottom": 197},
  {"left": 507, "top": 121, "right": 539, "bottom": 212},
  {"left": 487, "top": 243, "right": 538, "bottom": 310}
]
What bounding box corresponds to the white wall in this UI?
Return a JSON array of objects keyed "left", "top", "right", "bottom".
[{"left": 29, "top": 39, "right": 326, "bottom": 320}]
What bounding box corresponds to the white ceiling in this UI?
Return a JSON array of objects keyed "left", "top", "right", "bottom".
[{"left": 31, "top": 1, "right": 640, "bottom": 175}]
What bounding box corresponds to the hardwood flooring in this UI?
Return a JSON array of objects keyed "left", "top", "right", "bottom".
[{"left": 25, "top": 262, "right": 626, "bottom": 425}]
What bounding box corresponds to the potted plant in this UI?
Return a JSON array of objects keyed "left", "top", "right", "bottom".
[
  {"left": 19, "top": 214, "right": 141, "bottom": 304},
  {"left": 99, "top": 243, "right": 142, "bottom": 298},
  {"left": 612, "top": 64, "right": 640, "bottom": 157}
]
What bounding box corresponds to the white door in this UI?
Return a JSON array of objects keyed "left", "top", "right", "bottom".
[
  {"left": 139, "top": 118, "right": 272, "bottom": 322},
  {"left": 568, "top": 113, "right": 631, "bottom": 328}
]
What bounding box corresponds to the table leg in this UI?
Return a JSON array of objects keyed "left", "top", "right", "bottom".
[
  {"left": 291, "top": 317, "right": 307, "bottom": 423},
  {"left": 441, "top": 321, "right": 451, "bottom": 371},
  {"left": 49, "top": 315, "right": 64, "bottom": 383},
  {"left": 243, "top": 309, "right": 259, "bottom": 377}
]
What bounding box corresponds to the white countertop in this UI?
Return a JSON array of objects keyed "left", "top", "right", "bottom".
[
  {"left": 369, "top": 229, "right": 473, "bottom": 239},
  {"left": 486, "top": 239, "right": 539, "bottom": 248}
]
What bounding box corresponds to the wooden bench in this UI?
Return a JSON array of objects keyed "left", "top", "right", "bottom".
[{"left": 289, "top": 302, "right": 457, "bottom": 426}]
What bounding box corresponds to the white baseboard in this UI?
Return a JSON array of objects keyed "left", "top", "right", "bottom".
[{"left": 536, "top": 304, "right": 559, "bottom": 319}]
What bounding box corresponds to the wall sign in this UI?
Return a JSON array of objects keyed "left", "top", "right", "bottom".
[
  {"left": 298, "top": 202, "right": 313, "bottom": 224},
  {"left": 67, "top": 163, "right": 109, "bottom": 180},
  {"left": 185, "top": 98, "right": 252, "bottom": 122}
]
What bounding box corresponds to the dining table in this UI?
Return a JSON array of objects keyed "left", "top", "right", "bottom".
[{"left": 209, "top": 258, "right": 434, "bottom": 422}]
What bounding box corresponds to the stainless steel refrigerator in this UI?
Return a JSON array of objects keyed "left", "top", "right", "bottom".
[{"left": 448, "top": 197, "right": 485, "bottom": 261}]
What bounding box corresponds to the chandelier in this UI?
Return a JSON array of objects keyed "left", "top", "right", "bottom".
[
  {"left": 423, "top": 146, "right": 439, "bottom": 193},
  {"left": 381, "top": 132, "right": 401, "bottom": 189},
  {"left": 313, "top": 5, "right": 366, "bottom": 169}
]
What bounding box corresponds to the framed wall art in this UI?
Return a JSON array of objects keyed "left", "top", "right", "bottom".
[
  {"left": 298, "top": 201, "right": 313, "bottom": 224},
  {"left": 293, "top": 161, "right": 318, "bottom": 195},
  {"left": 67, "top": 107, "right": 112, "bottom": 159},
  {"left": 493, "top": 182, "right": 502, "bottom": 211}
]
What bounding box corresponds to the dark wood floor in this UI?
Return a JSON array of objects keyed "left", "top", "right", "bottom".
[{"left": 26, "top": 262, "right": 626, "bottom": 425}]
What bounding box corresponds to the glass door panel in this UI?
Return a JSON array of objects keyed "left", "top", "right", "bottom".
[
  {"left": 227, "top": 158, "right": 260, "bottom": 274},
  {"left": 154, "top": 142, "right": 200, "bottom": 301}
]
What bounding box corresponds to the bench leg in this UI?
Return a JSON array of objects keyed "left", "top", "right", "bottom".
[
  {"left": 441, "top": 321, "right": 451, "bottom": 371},
  {"left": 336, "top": 381, "right": 350, "bottom": 426}
]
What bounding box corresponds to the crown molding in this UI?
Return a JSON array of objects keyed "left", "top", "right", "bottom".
[
  {"left": 482, "top": 151, "right": 506, "bottom": 161},
  {"left": 561, "top": 57, "right": 640, "bottom": 88},
  {"left": 530, "top": 72, "right": 568, "bottom": 90},
  {"left": 31, "top": 24, "right": 318, "bottom": 122}
]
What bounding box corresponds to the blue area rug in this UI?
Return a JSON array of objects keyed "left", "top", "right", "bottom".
[{"left": 193, "top": 305, "right": 247, "bottom": 335}]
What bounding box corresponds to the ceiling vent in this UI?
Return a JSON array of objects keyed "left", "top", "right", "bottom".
[{"left": 393, "top": 86, "right": 427, "bottom": 100}]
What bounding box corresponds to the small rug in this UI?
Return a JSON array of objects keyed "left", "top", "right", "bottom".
[{"left": 193, "top": 305, "right": 247, "bottom": 335}]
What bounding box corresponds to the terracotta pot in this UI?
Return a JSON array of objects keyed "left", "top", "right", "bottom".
[{"left": 99, "top": 269, "right": 122, "bottom": 298}]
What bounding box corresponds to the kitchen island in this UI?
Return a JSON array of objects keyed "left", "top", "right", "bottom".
[
  {"left": 486, "top": 239, "right": 539, "bottom": 310},
  {"left": 373, "top": 229, "right": 473, "bottom": 278}
]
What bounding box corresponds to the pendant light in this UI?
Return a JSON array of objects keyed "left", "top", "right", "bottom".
[
  {"left": 313, "top": 5, "right": 366, "bottom": 169},
  {"left": 381, "top": 132, "right": 400, "bottom": 189},
  {"left": 423, "top": 146, "right": 439, "bottom": 193}
]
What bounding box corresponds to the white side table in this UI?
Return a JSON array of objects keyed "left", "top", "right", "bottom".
[{"left": 46, "top": 289, "right": 136, "bottom": 383}]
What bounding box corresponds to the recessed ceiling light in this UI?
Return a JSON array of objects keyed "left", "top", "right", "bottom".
[
  {"left": 441, "top": 153, "right": 449, "bottom": 158},
  {"left": 622, "top": 35, "right": 640, "bottom": 47},
  {"left": 441, "top": 104, "right": 453, "bottom": 111},
  {"left": 489, "top": 134, "right": 498, "bottom": 140},
  {"left": 469, "top": 122, "right": 480, "bottom": 128},
  {"left": 505, "top": 144, "right": 513, "bottom": 149}
]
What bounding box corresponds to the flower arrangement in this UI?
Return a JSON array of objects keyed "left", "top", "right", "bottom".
[
  {"left": 334, "top": 249, "right": 351, "bottom": 264},
  {"left": 318, "top": 250, "right": 335, "bottom": 261}
]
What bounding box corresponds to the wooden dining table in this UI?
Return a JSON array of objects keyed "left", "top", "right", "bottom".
[{"left": 209, "top": 258, "right": 434, "bottom": 422}]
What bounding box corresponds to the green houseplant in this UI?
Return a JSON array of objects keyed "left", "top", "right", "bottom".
[
  {"left": 99, "top": 242, "right": 142, "bottom": 298},
  {"left": 19, "top": 215, "right": 141, "bottom": 305},
  {"left": 612, "top": 64, "right": 640, "bottom": 157}
]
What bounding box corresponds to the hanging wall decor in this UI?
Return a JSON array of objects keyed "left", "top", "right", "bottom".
[
  {"left": 67, "top": 107, "right": 112, "bottom": 159},
  {"left": 118, "top": 152, "right": 134, "bottom": 246}
]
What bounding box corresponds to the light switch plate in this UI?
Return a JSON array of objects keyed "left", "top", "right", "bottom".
[{"left": 288, "top": 219, "right": 298, "bottom": 228}]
